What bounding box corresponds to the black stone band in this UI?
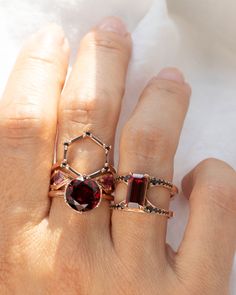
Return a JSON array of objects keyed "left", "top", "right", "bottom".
[{"left": 110, "top": 203, "right": 173, "bottom": 218}]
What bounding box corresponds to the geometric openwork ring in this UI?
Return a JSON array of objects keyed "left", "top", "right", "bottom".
[
  {"left": 60, "top": 131, "right": 112, "bottom": 179},
  {"left": 49, "top": 131, "right": 115, "bottom": 213}
]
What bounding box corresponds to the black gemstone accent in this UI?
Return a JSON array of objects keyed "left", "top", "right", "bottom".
[{"left": 124, "top": 175, "right": 130, "bottom": 182}]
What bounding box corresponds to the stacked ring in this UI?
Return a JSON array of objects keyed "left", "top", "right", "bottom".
[
  {"left": 111, "top": 202, "right": 173, "bottom": 218},
  {"left": 111, "top": 173, "right": 176, "bottom": 218},
  {"left": 49, "top": 132, "right": 116, "bottom": 213},
  {"left": 116, "top": 173, "right": 178, "bottom": 197}
]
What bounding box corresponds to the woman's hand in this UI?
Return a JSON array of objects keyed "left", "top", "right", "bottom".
[{"left": 0, "top": 17, "right": 235, "bottom": 295}]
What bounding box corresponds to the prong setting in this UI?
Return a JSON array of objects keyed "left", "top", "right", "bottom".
[{"left": 49, "top": 132, "right": 115, "bottom": 213}]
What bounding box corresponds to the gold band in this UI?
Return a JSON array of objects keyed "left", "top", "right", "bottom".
[{"left": 110, "top": 201, "right": 173, "bottom": 218}]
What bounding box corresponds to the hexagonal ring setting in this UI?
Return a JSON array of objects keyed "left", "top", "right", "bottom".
[{"left": 49, "top": 132, "right": 115, "bottom": 213}]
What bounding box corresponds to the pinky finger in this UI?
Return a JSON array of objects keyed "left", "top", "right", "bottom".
[{"left": 176, "top": 158, "right": 236, "bottom": 293}]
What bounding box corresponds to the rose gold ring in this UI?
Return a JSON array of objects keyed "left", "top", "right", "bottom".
[
  {"left": 116, "top": 173, "right": 178, "bottom": 198},
  {"left": 111, "top": 173, "right": 176, "bottom": 218},
  {"left": 49, "top": 131, "right": 116, "bottom": 213},
  {"left": 110, "top": 201, "right": 173, "bottom": 218}
]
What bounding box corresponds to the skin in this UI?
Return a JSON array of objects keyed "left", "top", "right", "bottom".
[{"left": 0, "top": 17, "right": 235, "bottom": 295}]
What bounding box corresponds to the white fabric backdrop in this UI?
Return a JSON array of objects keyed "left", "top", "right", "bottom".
[{"left": 0, "top": 0, "right": 235, "bottom": 293}]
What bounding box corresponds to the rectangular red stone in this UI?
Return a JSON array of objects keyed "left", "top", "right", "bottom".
[{"left": 126, "top": 174, "right": 148, "bottom": 207}]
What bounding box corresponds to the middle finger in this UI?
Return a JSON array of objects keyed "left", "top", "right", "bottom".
[{"left": 49, "top": 17, "right": 132, "bottom": 242}]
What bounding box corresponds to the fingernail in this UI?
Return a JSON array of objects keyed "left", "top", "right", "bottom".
[
  {"left": 98, "top": 16, "right": 127, "bottom": 36},
  {"left": 33, "top": 23, "right": 68, "bottom": 50},
  {"left": 156, "top": 68, "right": 185, "bottom": 83}
]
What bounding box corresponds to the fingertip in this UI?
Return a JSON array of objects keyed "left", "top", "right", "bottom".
[
  {"left": 97, "top": 16, "right": 128, "bottom": 37},
  {"left": 156, "top": 67, "right": 185, "bottom": 83},
  {"left": 26, "top": 23, "right": 70, "bottom": 56},
  {"left": 149, "top": 67, "right": 192, "bottom": 97},
  {"left": 78, "top": 17, "right": 132, "bottom": 75},
  {"left": 88, "top": 16, "right": 132, "bottom": 52}
]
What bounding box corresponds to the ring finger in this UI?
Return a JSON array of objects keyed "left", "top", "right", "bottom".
[{"left": 112, "top": 68, "right": 191, "bottom": 262}]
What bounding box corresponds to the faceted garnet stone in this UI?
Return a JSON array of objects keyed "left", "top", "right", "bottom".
[
  {"left": 65, "top": 179, "right": 101, "bottom": 212},
  {"left": 51, "top": 171, "right": 65, "bottom": 186},
  {"left": 126, "top": 174, "right": 148, "bottom": 207},
  {"left": 97, "top": 172, "right": 115, "bottom": 194}
]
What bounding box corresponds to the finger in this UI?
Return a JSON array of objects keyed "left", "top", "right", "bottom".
[
  {"left": 0, "top": 24, "right": 69, "bottom": 224},
  {"left": 176, "top": 158, "right": 236, "bottom": 291},
  {"left": 112, "top": 68, "right": 191, "bottom": 261},
  {"left": 49, "top": 18, "right": 132, "bottom": 240}
]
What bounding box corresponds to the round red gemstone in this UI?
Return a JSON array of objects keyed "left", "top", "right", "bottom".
[{"left": 65, "top": 179, "right": 101, "bottom": 212}]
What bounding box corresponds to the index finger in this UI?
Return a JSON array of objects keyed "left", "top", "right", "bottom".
[{"left": 0, "top": 24, "right": 69, "bottom": 223}]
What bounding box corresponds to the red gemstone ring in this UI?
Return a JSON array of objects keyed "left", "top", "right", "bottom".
[
  {"left": 49, "top": 132, "right": 116, "bottom": 213},
  {"left": 116, "top": 173, "right": 178, "bottom": 198},
  {"left": 49, "top": 172, "right": 114, "bottom": 212},
  {"left": 110, "top": 173, "right": 176, "bottom": 217}
]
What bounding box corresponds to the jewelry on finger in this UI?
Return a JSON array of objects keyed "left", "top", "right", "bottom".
[
  {"left": 111, "top": 173, "right": 176, "bottom": 217},
  {"left": 49, "top": 131, "right": 116, "bottom": 213},
  {"left": 61, "top": 131, "right": 112, "bottom": 177},
  {"left": 110, "top": 201, "right": 173, "bottom": 218},
  {"left": 116, "top": 173, "right": 178, "bottom": 198}
]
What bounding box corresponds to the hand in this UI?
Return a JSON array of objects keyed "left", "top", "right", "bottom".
[{"left": 0, "top": 17, "right": 235, "bottom": 295}]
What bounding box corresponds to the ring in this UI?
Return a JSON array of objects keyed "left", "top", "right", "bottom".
[
  {"left": 49, "top": 131, "right": 116, "bottom": 213},
  {"left": 111, "top": 201, "right": 173, "bottom": 218},
  {"left": 111, "top": 173, "right": 176, "bottom": 218},
  {"left": 116, "top": 173, "right": 178, "bottom": 198}
]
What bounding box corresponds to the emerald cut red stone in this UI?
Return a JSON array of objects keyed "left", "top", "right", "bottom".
[
  {"left": 65, "top": 179, "right": 101, "bottom": 212},
  {"left": 126, "top": 174, "right": 148, "bottom": 207}
]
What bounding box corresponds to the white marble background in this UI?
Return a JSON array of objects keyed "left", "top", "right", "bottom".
[{"left": 0, "top": 0, "right": 235, "bottom": 293}]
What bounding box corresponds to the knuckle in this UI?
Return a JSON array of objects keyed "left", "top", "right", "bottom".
[
  {"left": 122, "top": 122, "right": 174, "bottom": 161},
  {"left": 26, "top": 54, "right": 57, "bottom": 68},
  {"left": 146, "top": 78, "right": 191, "bottom": 105},
  {"left": 0, "top": 101, "right": 50, "bottom": 143},
  {"left": 61, "top": 88, "right": 112, "bottom": 128},
  {"left": 200, "top": 181, "right": 236, "bottom": 214},
  {"left": 195, "top": 158, "right": 236, "bottom": 214},
  {"left": 81, "top": 30, "right": 130, "bottom": 56},
  {"left": 16, "top": 52, "right": 67, "bottom": 85}
]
